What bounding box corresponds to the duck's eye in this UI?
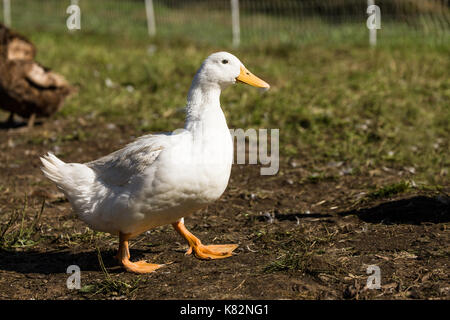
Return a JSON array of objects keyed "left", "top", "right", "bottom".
[{"left": 221, "top": 59, "right": 228, "bottom": 64}]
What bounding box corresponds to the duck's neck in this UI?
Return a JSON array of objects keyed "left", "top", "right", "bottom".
[{"left": 184, "top": 79, "right": 227, "bottom": 134}]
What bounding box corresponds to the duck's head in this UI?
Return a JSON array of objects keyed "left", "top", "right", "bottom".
[{"left": 195, "top": 52, "right": 270, "bottom": 90}]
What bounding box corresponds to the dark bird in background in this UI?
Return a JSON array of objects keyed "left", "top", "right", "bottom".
[{"left": 0, "top": 23, "right": 73, "bottom": 128}]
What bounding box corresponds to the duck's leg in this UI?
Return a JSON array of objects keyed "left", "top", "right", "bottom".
[
  {"left": 27, "top": 113, "right": 36, "bottom": 129},
  {"left": 116, "top": 235, "right": 130, "bottom": 260},
  {"left": 172, "top": 218, "right": 238, "bottom": 260},
  {"left": 116, "top": 232, "right": 163, "bottom": 274},
  {"left": 7, "top": 112, "right": 15, "bottom": 125}
]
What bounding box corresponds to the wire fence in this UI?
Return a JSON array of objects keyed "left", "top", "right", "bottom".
[{"left": 0, "top": 0, "right": 449, "bottom": 46}]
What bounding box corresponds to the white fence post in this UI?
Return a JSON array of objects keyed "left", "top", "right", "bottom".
[
  {"left": 231, "top": 0, "right": 240, "bottom": 47},
  {"left": 145, "top": 0, "right": 156, "bottom": 37},
  {"left": 368, "top": 0, "right": 377, "bottom": 46},
  {"left": 3, "top": 0, "right": 11, "bottom": 26}
]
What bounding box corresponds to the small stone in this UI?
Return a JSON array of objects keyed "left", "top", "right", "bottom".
[
  {"left": 289, "top": 160, "right": 298, "bottom": 168},
  {"left": 405, "top": 289, "right": 420, "bottom": 299},
  {"left": 340, "top": 167, "right": 353, "bottom": 176},
  {"left": 7, "top": 138, "right": 15, "bottom": 148},
  {"left": 106, "top": 123, "right": 116, "bottom": 130},
  {"left": 404, "top": 167, "right": 416, "bottom": 174},
  {"left": 52, "top": 145, "right": 62, "bottom": 155},
  {"left": 327, "top": 161, "right": 344, "bottom": 168},
  {"left": 105, "top": 78, "right": 114, "bottom": 88},
  {"left": 343, "top": 284, "right": 357, "bottom": 299},
  {"left": 260, "top": 212, "right": 274, "bottom": 223}
]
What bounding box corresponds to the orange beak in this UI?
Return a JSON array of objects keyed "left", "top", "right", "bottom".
[{"left": 236, "top": 65, "right": 270, "bottom": 89}]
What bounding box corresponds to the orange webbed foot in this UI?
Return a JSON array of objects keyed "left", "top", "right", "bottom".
[
  {"left": 116, "top": 232, "right": 164, "bottom": 274},
  {"left": 173, "top": 219, "right": 238, "bottom": 260},
  {"left": 121, "top": 260, "right": 164, "bottom": 274},
  {"left": 187, "top": 243, "right": 238, "bottom": 260}
]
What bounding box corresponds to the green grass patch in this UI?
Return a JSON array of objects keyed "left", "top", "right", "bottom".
[
  {"left": 264, "top": 251, "right": 312, "bottom": 273},
  {"left": 79, "top": 248, "right": 142, "bottom": 297},
  {"left": 0, "top": 197, "right": 44, "bottom": 249},
  {"left": 260, "top": 227, "right": 339, "bottom": 276},
  {"left": 367, "top": 181, "right": 413, "bottom": 200}
]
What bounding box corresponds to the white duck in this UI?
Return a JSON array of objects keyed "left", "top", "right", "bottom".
[{"left": 40, "top": 52, "right": 269, "bottom": 273}]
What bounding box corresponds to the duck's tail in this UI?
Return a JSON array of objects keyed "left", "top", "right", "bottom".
[
  {"left": 40, "top": 153, "right": 96, "bottom": 211},
  {"left": 40, "top": 152, "right": 67, "bottom": 186}
]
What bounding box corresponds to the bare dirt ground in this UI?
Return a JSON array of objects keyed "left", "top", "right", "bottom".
[{"left": 0, "top": 119, "right": 448, "bottom": 300}]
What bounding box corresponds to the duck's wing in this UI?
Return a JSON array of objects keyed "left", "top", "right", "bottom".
[{"left": 86, "top": 133, "right": 169, "bottom": 187}]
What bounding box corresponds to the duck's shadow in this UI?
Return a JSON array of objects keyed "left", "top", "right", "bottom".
[
  {"left": 1, "top": 196, "right": 448, "bottom": 275},
  {"left": 339, "top": 195, "right": 449, "bottom": 224},
  {"left": 255, "top": 195, "right": 449, "bottom": 225},
  {"left": 0, "top": 119, "right": 42, "bottom": 130},
  {"left": 256, "top": 212, "right": 333, "bottom": 223},
  {"left": 0, "top": 248, "right": 151, "bottom": 275}
]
